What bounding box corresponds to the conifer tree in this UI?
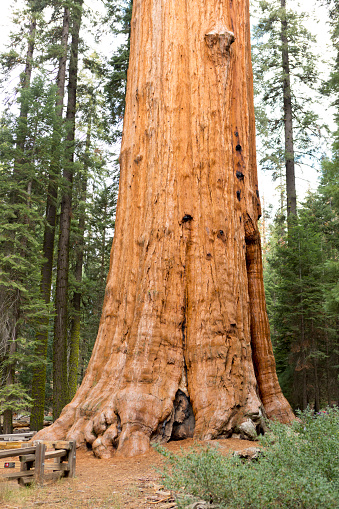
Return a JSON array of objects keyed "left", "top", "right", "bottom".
[
  {"left": 252, "top": 0, "right": 323, "bottom": 220},
  {"left": 53, "top": 0, "right": 83, "bottom": 418},
  {"left": 0, "top": 77, "right": 59, "bottom": 431},
  {"left": 0, "top": 0, "right": 49, "bottom": 433},
  {"left": 102, "top": 0, "right": 132, "bottom": 140},
  {"left": 264, "top": 191, "right": 339, "bottom": 409},
  {"left": 30, "top": 4, "right": 70, "bottom": 431}
]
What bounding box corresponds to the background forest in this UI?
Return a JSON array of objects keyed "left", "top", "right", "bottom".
[{"left": 0, "top": 0, "right": 338, "bottom": 433}]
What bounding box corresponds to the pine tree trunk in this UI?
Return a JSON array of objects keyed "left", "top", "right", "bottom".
[
  {"left": 53, "top": 0, "right": 83, "bottom": 419},
  {"left": 325, "top": 328, "right": 331, "bottom": 405},
  {"left": 35, "top": 0, "right": 293, "bottom": 457},
  {"left": 281, "top": 0, "right": 296, "bottom": 218},
  {"left": 312, "top": 325, "right": 320, "bottom": 413},
  {"left": 30, "top": 7, "right": 70, "bottom": 431},
  {"left": 302, "top": 360, "right": 308, "bottom": 410},
  {"left": 68, "top": 114, "right": 91, "bottom": 400}
]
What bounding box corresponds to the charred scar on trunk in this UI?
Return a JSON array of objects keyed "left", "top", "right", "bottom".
[{"left": 244, "top": 213, "right": 259, "bottom": 246}]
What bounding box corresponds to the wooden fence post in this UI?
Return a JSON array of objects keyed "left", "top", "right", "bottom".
[
  {"left": 34, "top": 441, "right": 46, "bottom": 485},
  {"left": 66, "top": 440, "right": 76, "bottom": 478},
  {"left": 19, "top": 450, "right": 35, "bottom": 486}
]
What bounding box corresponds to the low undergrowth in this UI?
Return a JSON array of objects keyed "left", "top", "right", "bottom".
[
  {"left": 0, "top": 480, "right": 29, "bottom": 505},
  {"left": 156, "top": 407, "right": 339, "bottom": 508}
]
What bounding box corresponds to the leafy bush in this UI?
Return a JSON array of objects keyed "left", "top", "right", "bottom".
[{"left": 155, "top": 407, "right": 339, "bottom": 508}]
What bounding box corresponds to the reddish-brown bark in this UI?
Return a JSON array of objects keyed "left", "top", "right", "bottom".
[{"left": 35, "top": 0, "right": 293, "bottom": 457}]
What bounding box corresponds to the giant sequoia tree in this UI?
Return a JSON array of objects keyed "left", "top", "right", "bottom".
[{"left": 35, "top": 0, "right": 293, "bottom": 457}]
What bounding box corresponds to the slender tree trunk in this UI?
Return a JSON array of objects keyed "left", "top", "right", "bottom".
[
  {"left": 325, "top": 327, "right": 331, "bottom": 405},
  {"left": 281, "top": 0, "right": 296, "bottom": 218},
  {"left": 35, "top": 0, "right": 293, "bottom": 457},
  {"left": 314, "top": 361, "right": 320, "bottom": 412},
  {"left": 68, "top": 114, "right": 91, "bottom": 400},
  {"left": 30, "top": 7, "right": 70, "bottom": 431},
  {"left": 312, "top": 323, "right": 320, "bottom": 412},
  {"left": 302, "top": 358, "right": 308, "bottom": 410},
  {"left": 53, "top": 0, "right": 83, "bottom": 419}
]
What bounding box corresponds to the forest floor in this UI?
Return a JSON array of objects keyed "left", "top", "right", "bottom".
[{"left": 0, "top": 437, "right": 256, "bottom": 509}]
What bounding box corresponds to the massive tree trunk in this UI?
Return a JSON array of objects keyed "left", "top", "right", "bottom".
[{"left": 35, "top": 0, "right": 293, "bottom": 457}]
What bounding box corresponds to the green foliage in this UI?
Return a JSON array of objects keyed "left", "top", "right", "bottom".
[
  {"left": 263, "top": 179, "right": 339, "bottom": 409},
  {"left": 156, "top": 408, "right": 339, "bottom": 508},
  {"left": 103, "top": 0, "right": 132, "bottom": 140},
  {"left": 0, "top": 75, "right": 58, "bottom": 416},
  {"left": 322, "top": 0, "right": 339, "bottom": 119},
  {"left": 0, "top": 383, "right": 32, "bottom": 414},
  {"left": 252, "top": 0, "right": 324, "bottom": 178}
]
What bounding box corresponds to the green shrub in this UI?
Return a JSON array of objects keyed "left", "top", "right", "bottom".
[{"left": 155, "top": 407, "right": 339, "bottom": 508}]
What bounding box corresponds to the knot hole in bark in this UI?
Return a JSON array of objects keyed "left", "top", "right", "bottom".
[
  {"left": 205, "top": 28, "right": 235, "bottom": 64},
  {"left": 182, "top": 214, "right": 193, "bottom": 223},
  {"left": 217, "top": 229, "right": 227, "bottom": 242}
]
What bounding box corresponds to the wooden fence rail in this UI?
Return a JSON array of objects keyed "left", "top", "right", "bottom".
[
  {"left": 0, "top": 431, "right": 36, "bottom": 442},
  {"left": 0, "top": 440, "right": 76, "bottom": 486}
]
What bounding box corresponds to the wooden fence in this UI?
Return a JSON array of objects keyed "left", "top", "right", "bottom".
[
  {"left": 0, "top": 440, "right": 76, "bottom": 486},
  {"left": 0, "top": 431, "right": 36, "bottom": 442}
]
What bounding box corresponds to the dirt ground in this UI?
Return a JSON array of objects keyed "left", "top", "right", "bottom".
[{"left": 0, "top": 438, "right": 257, "bottom": 509}]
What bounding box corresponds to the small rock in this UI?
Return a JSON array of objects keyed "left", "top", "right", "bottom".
[
  {"left": 238, "top": 419, "right": 257, "bottom": 440},
  {"left": 234, "top": 447, "right": 262, "bottom": 460}
]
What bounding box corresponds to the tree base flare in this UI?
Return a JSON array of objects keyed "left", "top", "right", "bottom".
[{"left": 33, "top": 386, "right": 293, "bottom": 458}]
